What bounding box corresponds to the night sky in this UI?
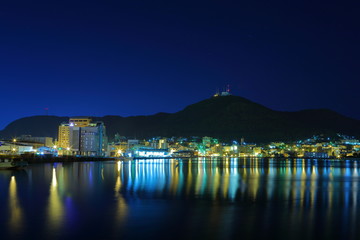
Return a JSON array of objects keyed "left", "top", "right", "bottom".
[{"left": 0, "top": 1, "right": 359, "bottom": 129}]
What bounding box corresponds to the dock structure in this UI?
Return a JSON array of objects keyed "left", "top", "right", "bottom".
[{"left": 0, "top": 155, "right": 113, "bottom": 164}]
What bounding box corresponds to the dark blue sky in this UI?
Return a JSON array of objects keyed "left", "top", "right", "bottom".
[{"left": 0, "top": 1, "right": 359, "bottom": 129}]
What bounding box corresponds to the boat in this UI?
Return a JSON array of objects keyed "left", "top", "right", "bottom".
[
  {"left": 0, "top": 159, "right": 28, "bottom": 169},
  {"left": 124, "top": 147, "right": 170, "bottom": 160}
]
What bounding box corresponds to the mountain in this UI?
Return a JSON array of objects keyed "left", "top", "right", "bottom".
[{"left": 1, "top": 95, "right": 359, "bottom": 143}]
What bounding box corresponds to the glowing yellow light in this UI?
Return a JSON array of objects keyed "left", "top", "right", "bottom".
[
  {"left": 9, "top": 176, "right": 23, "bottom": 232},
  {"left": 51, "top": 168, "right": 57, "bottom": 187},
  {"left": 117, "top": 161, "right": 121, "bottom": 171},
  {"left": 47, "top": 167, "right": 63, "bottom": 230},
  {"left": 13, "top": 139, "right": 16, "bottom": 142}
]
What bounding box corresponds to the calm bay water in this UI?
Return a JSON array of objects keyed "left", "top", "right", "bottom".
[{"left": 1, "top": 158, "right": 360, "bottom": 240}]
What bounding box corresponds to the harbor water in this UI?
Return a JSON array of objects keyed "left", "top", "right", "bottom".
[{"left": 0, "top": 158, "right": 359, "bottom": 239}]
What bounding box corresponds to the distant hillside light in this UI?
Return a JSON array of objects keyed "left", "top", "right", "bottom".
[{"left": 214, "top": 85, "right": 231, "bottom": 97}]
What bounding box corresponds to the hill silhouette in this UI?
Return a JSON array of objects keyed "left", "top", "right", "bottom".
[{"left": 1, "top": 95, "right": 359, "bottom": 143}]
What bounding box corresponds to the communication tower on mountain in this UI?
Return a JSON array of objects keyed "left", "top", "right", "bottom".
[{"left": 214, "top": 84, "right": 231, "bottom": 97}]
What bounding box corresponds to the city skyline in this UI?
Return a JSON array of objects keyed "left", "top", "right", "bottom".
[
  {"left": 2, "top": 95, "right": 359, "bottom": 144},
  {"left": 1, "top": 2, "right": 360, "bottom": 239},
  {"left": 0, "top": 1, "right": 359, "bottom": 129}
]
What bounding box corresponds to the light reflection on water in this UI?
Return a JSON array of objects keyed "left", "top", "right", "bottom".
[
  {"left": 0, "top": 158, "right": 360, "bottom": 239},
  {"left": 8, "top": 176, "right": 23, "bottom": 236},
  {"left": 47, "top": 167, "right": 64, "bottom": 232},
  {"left": 114, "top": 161, "right": 127, "bottom": 226}
]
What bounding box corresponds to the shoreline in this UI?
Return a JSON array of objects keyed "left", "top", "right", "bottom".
[{"left": 1, "top": 155, "right": 360, "bottom": 164}]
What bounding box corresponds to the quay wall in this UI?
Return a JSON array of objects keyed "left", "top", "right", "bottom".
[{"left": 0, "top": 155, "right": 114, "bottom": 163}]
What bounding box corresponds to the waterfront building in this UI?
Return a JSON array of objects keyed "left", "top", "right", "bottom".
[
  {"left": 58, "top": 123, "right": 70, "bottom": 150},
  {"left": 341, "top": 139, "right": 360, "bottom": 145},
  {"left": 0, "top": 141, "right": 33, "bottom": 155},
  {"left": 127, "top": 139, "right": 140, "bottom": 150},
  {"left": 253, "top": 147, "right": 263, "bottom": 157},
  {"left": 57, "top": 118, "right": 108, "bottom": 157},
  {"left": 172, "top": 150, "right": 196, "bottom": 157},
  {"left": 69, "top": 118, "right": 92, "bottom": 127},
  {"left": 158, "top": 138, "right": 168, "bottom": 149},
  {"left": 107, "top": 141, "right": 128, "bottom": 157},
  {"left": 149, "top": 140, "right": 157, "bottom": 148},
  {"left": 18, "top": 135, "right": 54, "bottom": 148},
  {"left": 9, "top": 139, "right": 46, "bottom": 150},
  {"left": 202, "top": 136, "right": 212, "bottom": 148}
]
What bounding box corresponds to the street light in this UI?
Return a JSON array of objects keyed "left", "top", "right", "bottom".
[
  {"left": 66, "top": 147, "right": 70, "bottom": 156},
  {"left": 12, "top": 139, "right": 17, "bottom": 155},
  {"left": 117, "top": 149, "right": 122, "bottom": 157}
]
